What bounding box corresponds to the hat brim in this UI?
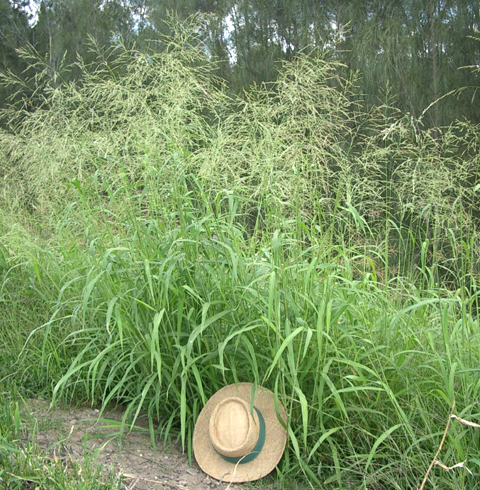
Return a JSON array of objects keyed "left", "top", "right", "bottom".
[{"left": 193, "top": 383, "right": 287, "bottom": 483}]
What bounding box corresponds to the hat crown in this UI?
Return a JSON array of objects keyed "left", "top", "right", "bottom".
[{"left": 209, "top": 397, "right": 260, "bottom": 458}]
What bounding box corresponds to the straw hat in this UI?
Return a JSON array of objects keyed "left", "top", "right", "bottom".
[{"left": 193, "top": 383, "right": 287, "bottom": 483}]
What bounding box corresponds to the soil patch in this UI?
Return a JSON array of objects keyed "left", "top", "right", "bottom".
[{"left": 24, "top": 397, "right": 255, "bottom": 490}]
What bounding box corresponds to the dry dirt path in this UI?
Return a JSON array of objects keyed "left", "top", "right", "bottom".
[{"left": 25, "top": 397, "right": 259, "bottom": 490}]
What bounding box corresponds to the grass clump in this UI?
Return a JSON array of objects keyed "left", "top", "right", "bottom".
[
  {"left": 0, "top": 389, "right": 122, "bottom": 490},
  {"left": 1, "top": 16, "right": 480, "bottom": 489}
]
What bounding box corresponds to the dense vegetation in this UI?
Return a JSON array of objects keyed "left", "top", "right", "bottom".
[
  {"left": 1, "top": 1, "right": 480, "bottom": 126},
  {"left": 1, "top": 6, "right": 480, "bottom": 490}
]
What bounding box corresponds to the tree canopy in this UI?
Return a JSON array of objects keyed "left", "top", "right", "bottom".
[{"left": 1, "top": 0, "right": 479, "bottom": 127}]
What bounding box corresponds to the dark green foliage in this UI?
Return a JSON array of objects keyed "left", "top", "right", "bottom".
[
  {"left": 0, "top": 0, "right": 32, "bottom": 111},
  {"left": 1, "top": 1, "right": 480, "bottom": 127}
]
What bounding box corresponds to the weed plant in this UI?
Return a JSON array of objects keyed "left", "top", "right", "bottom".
[
  {"left": 0, "top": 18, "right": 479, "bottom": 489},
  {"left": 0, "top": 389, "right": 121, "bottom": 489}
]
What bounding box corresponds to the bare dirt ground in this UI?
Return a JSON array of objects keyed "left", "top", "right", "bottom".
[{"left": 24, "top": 397, "right": 257, "bottom": 490}]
